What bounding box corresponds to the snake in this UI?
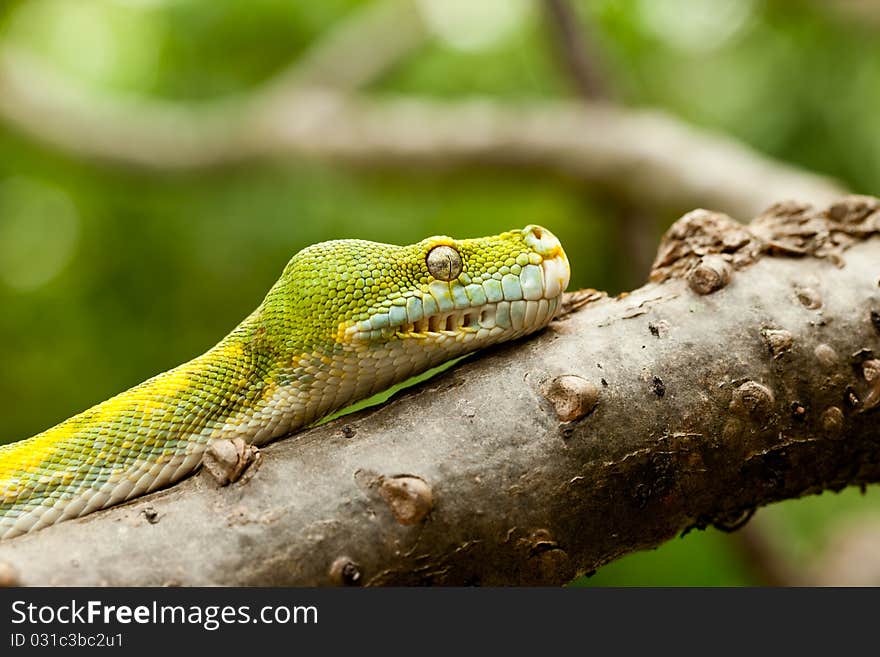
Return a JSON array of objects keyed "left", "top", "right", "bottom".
[{"left": 0, "top": 225, "right": 570, "bottom": 540}]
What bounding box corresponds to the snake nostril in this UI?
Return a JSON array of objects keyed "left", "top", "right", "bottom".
[{"left": 524, "top": 225, "right": 562, "bottom": 257}]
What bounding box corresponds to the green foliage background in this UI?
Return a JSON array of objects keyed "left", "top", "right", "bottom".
[{"left": 0, "top": 0, "right": 877, "bottom": 585}]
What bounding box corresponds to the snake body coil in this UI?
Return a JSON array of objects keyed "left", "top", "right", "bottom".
[{"left": 0, "top": 226, "right": 570, "bottom": 539}]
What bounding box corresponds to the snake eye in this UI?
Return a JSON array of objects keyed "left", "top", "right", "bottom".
[{"left": 426, "top": 245, "right": 463, "bottom": 281}]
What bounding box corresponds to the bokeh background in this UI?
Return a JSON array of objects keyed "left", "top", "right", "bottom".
[{"left": 1, "top": 0, "right": 878, "bottom": 585}]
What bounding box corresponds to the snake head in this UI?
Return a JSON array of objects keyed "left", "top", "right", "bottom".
[
  {"left": 344, "top": 224, "right": 569, "bottom": 347},
  {"left": 266, "top": 225, "right": 569, "bottom": 356}
]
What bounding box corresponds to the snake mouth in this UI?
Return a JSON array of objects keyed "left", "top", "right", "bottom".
[
  {"left": 347, "top": 246, "right": 570, "bottom": 343},
  {"left": 392, "top": 296, "right": 560, "bottom": 338}
]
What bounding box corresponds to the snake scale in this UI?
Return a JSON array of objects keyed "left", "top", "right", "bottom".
[{"left": 0, "top": 226, "right": 570, "bottom": 540}]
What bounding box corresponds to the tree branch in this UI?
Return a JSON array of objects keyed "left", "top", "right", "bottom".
[
  {"left": 262, "top": 0, "right": 427, "bottom": 94},
  {"left": 542, "top": 0, "right": 659, "bottom": 287},
  {"left": 1, "top": 196, "right": 878, "bottom": 586},
  {"left": 0, "top": 50, "right": 845, "bottom": 219},
  {"left": 542, "top": 0, "right": 612, "bottom": 100}
]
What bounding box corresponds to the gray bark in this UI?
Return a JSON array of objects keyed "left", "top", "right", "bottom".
[{"left": 1, "top": 196, "right": 878, "bottom": 585}]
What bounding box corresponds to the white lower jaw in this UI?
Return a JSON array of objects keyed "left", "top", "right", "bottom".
[
  {"left": 540, "top": 255, "right": 569, "bottom": 299},
  {"left": 393, "top": 296, "right": 561, "bottom": 340}
]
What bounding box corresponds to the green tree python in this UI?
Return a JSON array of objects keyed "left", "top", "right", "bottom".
[{"left": 0, "top": 226, "right": 570, "bottom": 540}]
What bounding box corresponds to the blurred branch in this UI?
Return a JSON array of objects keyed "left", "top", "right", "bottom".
[
  {"left": 0, "top": 50, "right": 846, "bottom": 219},
  {"left": 727, "top": 512, "right": 804, "bottom": 586},
  {"left": 730, "top": 507, "right": 880, "bottom": 586},
  {"left": 542, "top": 0, "right": 611, "bottom": 100},
  {"left": 813, "top": 0, "right": 880, "bottom": 26},
  {"left": 543, "top": 0, "right": 658, "bottom": 288},
  {"left": 809, "top": 515, "right": 880, "bottom": 585},
  {"left": 1, "top": 197, "right": 878, "bottom": 585},
  {"left": 264, "top": 0, "right": 427, "bottom": 94}
]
